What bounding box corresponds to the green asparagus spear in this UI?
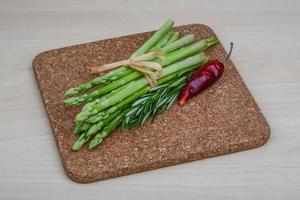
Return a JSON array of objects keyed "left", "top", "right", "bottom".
[
  {"left": 86, "top": 110, "right": 122, "bottom": 137},
  {"left": 72, "top": 110, "right": 122, "bottom": 151},
  {"left": 64, "top": 37, "right": 217, "bottom": 106},
  {"left": 85, "top": 111, "right": 108, "bottom": 123},
  {"left": 64, "top": 72, "right": 145, "bottom": 105},
  {"left": 64, "top": 19, "right": 174, "bottom": 97},
  {"left": 85, "top": 112, "right": 109, "bottom": 124},
  {"left": 78, "top": 83, "right": 129, "bottom": 121},
  {"left": 85, "top": 88, "right": 147, "bottom": 123},
  {"left": 161, "top": 34, "right": 194, "bottom": 53},
  {"left": 79, "top": 75, "right": 153, "bottom": 124},
  {"left": 72, "top": 131, "right": 91, "bottom": 151},
  {"left": 151, "top": 31, "right": 174, "bottom": 51},
  {"left": 73, "top": 123, "right": 83, "bottom": 134},
  {"left": 132, "top": 19, "right": 174, "bottom": 56},
  {"left": 166, "top": 32, "right": 180, "bottom": 45},
  {"left": 73, "top": 122, "right": 95, "bottom": 134},
  {"left": 81, "top": 123, "right": 93, "bottom": 131},
  {"left": 89, "top": 109, "right": 130, "bottom": 150},
  {"left": 80, "top": 84, "right": 128, "bottom": 112}
]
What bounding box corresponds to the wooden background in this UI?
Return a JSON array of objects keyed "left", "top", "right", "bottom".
[{"left": 0, "top": 0, "right": 299, "bottom": 199}]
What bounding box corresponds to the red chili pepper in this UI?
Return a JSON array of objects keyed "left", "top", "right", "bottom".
[{"left": 178, "top": 59, "right": 225, "bottom": 106}]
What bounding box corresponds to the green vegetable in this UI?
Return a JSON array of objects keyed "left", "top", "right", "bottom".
[
  {"left": 75, "top": 52, "right": 208, "bottom": 121},
  {"left": 73, "top": 84, "right": 129, "bottom": 123},
  {"left": 64, "top": 37, "right": 217, "bottom": 106},
  {"left": 86, "top": 110, "right": 122, "bottom": 137},
  {"left": 151, "top": 31, "right": 174, "bottom": 51},
  {"left": 87, "top": 63, "right": 205, "bottom": 149},
  {"left": 111, "top": 69, "right": 185, "bottom": 114},
  {"left": 161, "top": 34, "right": 194, "bottom": 53},
  {"left": 131, "top": 19, "right": 174, "bottom": 57},
  {"left": 89, "top": 109, "right": 130, "bottom": 150},
  {"left": 73, "top": 122, "right": 93, "bottom": 134},
  {"left": 72, "top": 110, "right": 122, "bottom": 151},
  {"left": 64, "top": 34, "right": 196, "bottom": 105},
  {"left": 73, "top": 123, "right": 83, "bottom": 134},
  {"left": 72, "top": 67, "right": 199, "bottom": 149},
  {"left": 72, "top": 131, "right": 91, "bottom": 151},
  {"left": 64, "top": 19, "right": 174, "bottom": 97},
  {"left": 166, "top": 32, "right": 180, "bottom": 45},
  {"left": 85, "top": 112, "right": 109, "bottom": 124},
  {"left": 86, "top": 87, "right": 148, "bottom": 123},
  {"left": 64, "top": 20, "right": 221, "bottom": 151}
]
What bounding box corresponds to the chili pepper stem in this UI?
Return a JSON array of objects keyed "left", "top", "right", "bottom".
[{"left": 220, "top": 42, "right": 234, "bottom": 63}]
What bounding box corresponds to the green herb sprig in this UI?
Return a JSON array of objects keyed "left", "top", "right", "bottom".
[{"left": 122, "top": 71, "right": 193, "bottom": 129}]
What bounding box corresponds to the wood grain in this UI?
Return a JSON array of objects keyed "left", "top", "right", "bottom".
[{"left": 0, "top": 0, "right": 300, "bottom": 199}]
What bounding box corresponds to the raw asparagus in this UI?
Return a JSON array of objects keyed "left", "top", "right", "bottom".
[
  {"left": 72, "top": 110, "right": 122, "bottom": 151},
  {"left": 88, "top": 109, "right": 130, "bottom": 150},
  {"left": 64, "top": 37, "right": 217, "bottom": 106},
  {"left": 64, "top": 19, "right": 174, "bottom": 97},
  {"left": 151, "top": 31, "right": 174, "bottom": 51},
  {"left": 166, "top": 32, "right": 180, "bottom": 45},
  {"left": 85, "top": 69, "right": 181, "bottom": 123},
  {"left": 76, "top": 52, "right": 208, "bottom": 121},
  {"left": 86, "top": 109, "right": 122, "bottom": 137},
  {"left": 73, "top": 62, "right": 207, "bottom": 149},
  {"left": 64, "top": 34, "right": 195, "bottom": 101},
  {"left": 64, "top": 34, "right": 196, "bottom": 105},
  {"left": 72, "top": 131, "right": 91, "bottom": 151}
]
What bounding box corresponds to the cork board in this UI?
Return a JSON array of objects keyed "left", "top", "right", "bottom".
[{"left": 33, "top": 24, "right": 270, "bottom": 183}]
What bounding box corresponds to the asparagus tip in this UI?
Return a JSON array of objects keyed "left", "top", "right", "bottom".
[
  {"left": 89, "top": 137, "right": 103, "bottom": 150},
  {"left": 75, "top": 112, "right": 88, "bottom": 123},
  {"left": 86, "top": 125, "right": 99, "bottom": 137},
  {"left": 64, "top": 88, "right": 78, "bottom": 97},
  {"left": 63, "top": 98, "right": 76, "bottom": 105},
  {"left": 72, "top": 141, "right": 83, "bottom": 151}
]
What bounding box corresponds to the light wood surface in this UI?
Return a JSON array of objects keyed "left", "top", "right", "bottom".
[{"left": 0, "top": 0, "right": 299, "bottom": 199}]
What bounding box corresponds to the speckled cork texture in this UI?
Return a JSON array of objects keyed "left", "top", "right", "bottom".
[{"left": 33, "top": 24, "right": 270, "bottom": 183}]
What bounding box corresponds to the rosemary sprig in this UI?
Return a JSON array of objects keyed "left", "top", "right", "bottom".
[{"left": 122, "top": 71, "right": 193, "bottom": 129}]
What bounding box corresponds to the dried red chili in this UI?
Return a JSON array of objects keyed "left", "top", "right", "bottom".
[{"left": 178, "top": 59, "right": 225, "bottom": 106}]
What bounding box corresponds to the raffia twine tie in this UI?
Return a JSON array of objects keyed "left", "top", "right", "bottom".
[{"left": 89, "top": 51, "right": 165, "bottom": 87}]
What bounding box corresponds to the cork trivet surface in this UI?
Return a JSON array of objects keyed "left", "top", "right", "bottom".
[{"left": 33, "top": 24, "right": 270, "bottom": 183}]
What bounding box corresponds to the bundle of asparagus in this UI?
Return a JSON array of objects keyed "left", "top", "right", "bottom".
[{"left": 63, "top": 19, "right": 219, "bottom": 151}]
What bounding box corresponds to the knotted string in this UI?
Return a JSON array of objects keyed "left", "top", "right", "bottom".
[{"left": 89, "top": 51, "right": 165, "bottom": 87}]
